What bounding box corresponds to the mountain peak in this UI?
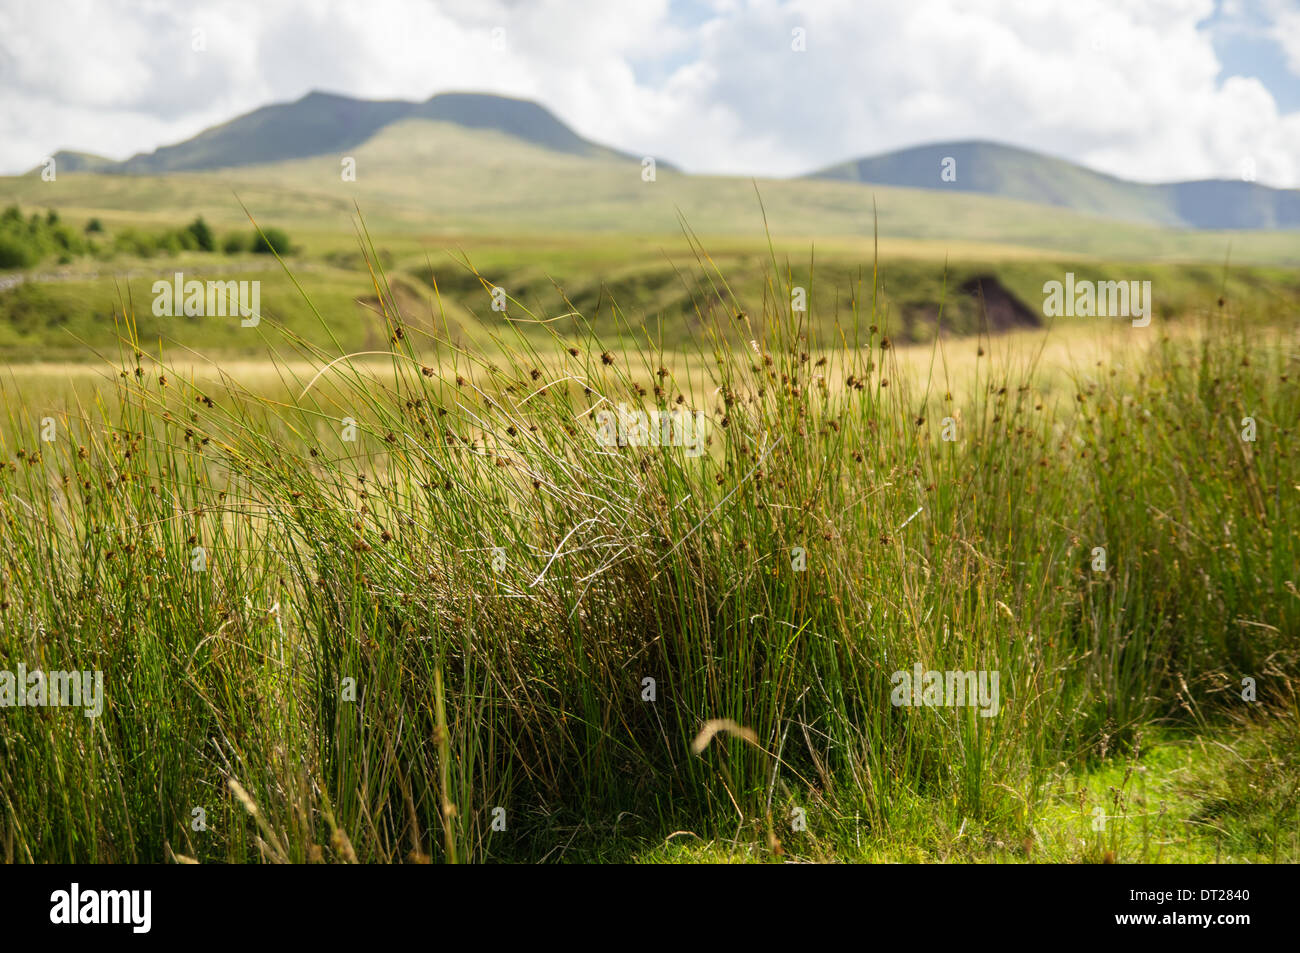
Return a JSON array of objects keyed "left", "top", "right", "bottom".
[{"left": 41, "top": 90, "right": 649, "bottom": 176}]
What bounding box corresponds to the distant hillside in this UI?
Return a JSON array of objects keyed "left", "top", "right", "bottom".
[
  {"left": 38, "top": 91, "right": 650, "bottom": 175},
  {"left": 809, "top": 140, "right": 1300, "bottom": 230},
  {"left": 41, "top": 151, "right": 118, "bottom": 174},
  {"left": 1163, "top": 179, "right": 1300, "bottom": 230},
  {"left": 31, "top": 96, "right": 1300, "bottom": 232},
  {"left": 409, "top": 93, "right": 634, "bottom": 161}
]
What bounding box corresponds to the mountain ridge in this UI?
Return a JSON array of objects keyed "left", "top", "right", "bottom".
[
  {"left": 37, "top": 90, "right": 656, "bottom": 177},
  {"left": 807, "top": 139, "right": 1300, "bottom": 230},
  {"left": 26, "top": 95, "right": 1300, "bottom": 231}
]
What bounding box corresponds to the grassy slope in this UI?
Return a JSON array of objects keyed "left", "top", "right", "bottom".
[
  {"left": 816, "top": 141, "right": 1300, "bottom": 231},
  {"left": 2, "top": 120, "right": 1297, "bottom": 367},
  {"left": 3, "top": 120, "right": 1298, "bottom": 364},
  {"left": 4, "top": 120, "right": 1299, "bottom": 263},
  {"left": 813, "top": 140, "right": 1185, "bottom": 224},
  {"left": 2, "top": 233, "right": 1297, "bottom": 363}
]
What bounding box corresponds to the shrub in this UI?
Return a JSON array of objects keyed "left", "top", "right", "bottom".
[
  {"left": 186, "top": 216, "right": 215, "bottom": 252},
  {"left": 0, "top": 205, "right": 85, "bottom": 265},
  {"left": 250, "top": 226, "right": 291, "bottom": 255},
  {"left": 113, "top": 228, "right": 158, "bottom": 258},
  {"left": 0, "top": 234, "right": 35, "bottom": 268},
  {"left": 158, "top": 231, "right": 185, "bottom": 255}
]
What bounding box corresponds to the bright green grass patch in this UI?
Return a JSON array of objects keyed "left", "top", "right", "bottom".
[{"left": 630, "top": 717, "right": 1300, "bottom": 863}]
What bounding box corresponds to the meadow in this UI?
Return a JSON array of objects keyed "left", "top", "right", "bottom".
[
  {"left": 0, "top": 224, "right": 1296, "bottom": 863},
  {"left": 3, "top": 221, "right": 1298, "bottom": 363}
]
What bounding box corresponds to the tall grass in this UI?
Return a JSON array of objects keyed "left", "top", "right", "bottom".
[{"left": 0, "top": 234, "right": 1295, "bottom": 862}]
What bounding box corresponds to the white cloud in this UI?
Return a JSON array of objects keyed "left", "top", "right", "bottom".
[
  {"left": 0, "top": 0, "right": 1297, "bottom": 187},
  {"left": 1274, "top": 7, "right": 1300, "bottom": 77}
]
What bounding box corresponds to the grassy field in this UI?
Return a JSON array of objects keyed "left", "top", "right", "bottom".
[
  {"left": 3, "top": 223, "right": 1299, "bottom": 364},
  {"left": 0, "top": 231, "right": 1296, "bottom": 863},
  {"left": 6, "top": 140, "right": 1299, "bottom": 372}
]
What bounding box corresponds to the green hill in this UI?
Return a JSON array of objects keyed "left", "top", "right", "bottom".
[
  {"left": 23, "top": 92, "right": 1300, "bottom": 234},
  {"left": 809, "top": 140, "right": 1300, "bottom": 230},
  {"left": 5, "top": 119, "right": 1300, "bottom": 266},
  {"left": 40, "top": 151, "right": 119, "bottom": 174},
  {"left": 44, "top": 90, "right": 650, "bottom": 175}
]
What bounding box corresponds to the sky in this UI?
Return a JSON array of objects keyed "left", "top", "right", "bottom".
[{"left": 1, "top": 0, "right": 1299, "bottom": 187}]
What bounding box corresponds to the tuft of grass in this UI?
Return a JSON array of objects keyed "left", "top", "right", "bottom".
[{"left": 0, "top": 225, "right": 1296, "bottom": 863}]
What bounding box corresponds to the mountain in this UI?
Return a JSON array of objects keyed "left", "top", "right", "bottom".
[
  {"left": 808, "top": 140, "right": 1300, "bottom": 230},
  {"left": 1163, "top": 178, "right": 1300, "bottom": 230},
  {"left": 409, "top": 93, "right": 632, "bottom": 160},
  {"left": 27, "top": 98, "right": 1299, "bottom": 232},
  {"left": 42, "top": 91, "right": 649, "bottom": 175},
  {"left": 41, "top": 151, "right": 118, "bottom": 174}
]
